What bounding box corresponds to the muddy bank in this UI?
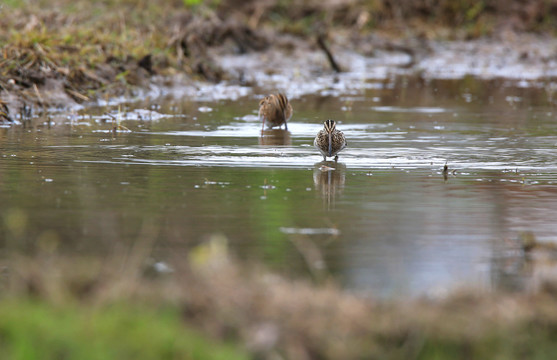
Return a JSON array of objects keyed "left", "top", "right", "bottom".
[
  {"left": 215, "top": 33, "right": 557, "bottom": 98},
  {"left": 2, "top": 0, "right": 557, "bottom": 122},
  {"left": 4, "top": 32, "right": 557, "bottom": 120}
]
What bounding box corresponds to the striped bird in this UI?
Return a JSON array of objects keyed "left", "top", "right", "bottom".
[
  {"left": 258, "top": 93, "right": 292, "bottom": 131},
  {"left": 314, "top": 119, "right": 347, "bottom": 162},
  {"left": 0, "top": 100, "right": 12, "bottom": 123}
]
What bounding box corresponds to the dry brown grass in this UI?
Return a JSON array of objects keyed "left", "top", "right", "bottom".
[
  {"left": 0, "top": 0, "right": 260, "bottom": 108},
  {"left": 5, "top": 236, "right": 557, "bottom": 360}
]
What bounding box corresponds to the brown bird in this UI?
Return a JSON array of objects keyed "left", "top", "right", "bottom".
[
  {"left": 258, "top": 93, "right": 292, "bottom": 131},
  {"left": 0, "top": 100, "right": 12, "bottom": 123},
  {"left": 314, "top": 119, "right": 347, "bottom": 162}
]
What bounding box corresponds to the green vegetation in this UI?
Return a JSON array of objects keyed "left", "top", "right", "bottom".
[{"left": 0, "top": 299, "right": 248, "bottom": 360}]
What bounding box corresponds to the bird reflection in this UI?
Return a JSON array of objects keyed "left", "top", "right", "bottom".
[
  {"left": 313, "top": 161, "right": 346, "bottom": 209},
  {"left": 259, "top": 129, "right": 291, "bottom": 146}
]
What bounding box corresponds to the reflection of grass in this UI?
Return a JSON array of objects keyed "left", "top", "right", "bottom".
[{"left": 0, "top": 299, "right": 248, "bottom": 360}]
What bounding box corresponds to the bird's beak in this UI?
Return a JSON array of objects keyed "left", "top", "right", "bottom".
[{"left": 328, "top": 132, "right": 332, "bottom": 157}]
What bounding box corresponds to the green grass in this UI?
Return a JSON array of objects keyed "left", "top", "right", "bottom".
[{"left": 0, "top": 299, "right": 249, "bottom": 360}]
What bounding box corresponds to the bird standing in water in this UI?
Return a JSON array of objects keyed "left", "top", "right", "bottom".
[
  {"left": 258, "top": 93, "right": 292, "bottom": 131},
  {"left": 314, "top": 119, "right": 347, "bottom": 161},
  {"left": 0, "top": 100, "right": 12, "bottom": 123}
]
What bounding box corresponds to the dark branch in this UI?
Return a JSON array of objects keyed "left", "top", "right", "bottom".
[{"left": 316, "top": 34, "right": 342, "bottom": 73}]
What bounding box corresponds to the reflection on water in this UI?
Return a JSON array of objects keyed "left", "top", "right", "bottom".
[
  {"left": 313, "top": 162, "right": 346, "bottom": 209},
  {"left": 2, "top": 76, "right": 557, "bottom": 297},
  {"left": 259, "top": 129, "right": 291, "bottom": 146}
]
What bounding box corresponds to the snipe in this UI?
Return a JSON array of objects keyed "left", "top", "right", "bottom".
[
  {"left": 258, "top": 93, "right": 292, "bottom": 131},
  {"left": 314, "top": 119, "right": 347, "bottom": 161},
  {"left": 0, "top": 100, "right": 12, "bottom": 123}
]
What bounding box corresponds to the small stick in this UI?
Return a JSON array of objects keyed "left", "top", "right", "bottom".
[
  {"left": 316, "top": 34, "right": 341, "bottom": 73},
  {"left": 33, "top": 83, "right": 44, "bottom": 106},
  {"left": 66, "top": 89, "right": 90, "bottom": 102}
]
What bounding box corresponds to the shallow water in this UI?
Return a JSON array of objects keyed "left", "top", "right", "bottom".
[{"left": 2, "top": 76, "right": 557, "bottom": 297}]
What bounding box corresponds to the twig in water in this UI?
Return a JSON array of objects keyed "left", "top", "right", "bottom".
[{"left": 316, "top": 34, "right": 342, "bottom": 73}]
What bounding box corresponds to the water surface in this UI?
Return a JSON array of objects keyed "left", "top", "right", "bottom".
[{"left": 2, "top": 76, "right": 557, "bottom": 297}]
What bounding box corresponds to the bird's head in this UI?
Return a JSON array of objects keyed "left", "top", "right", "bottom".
[{"left": 324, "top": 119, "right": 336, "bottom": 133}]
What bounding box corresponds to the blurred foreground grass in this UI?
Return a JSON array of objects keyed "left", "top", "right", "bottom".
[
  {"left": 0, "top": 299, "right": 248, "bottom": 360},
  {"left": 3, "top": 246, "right": 557, "bottom": 360}
]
